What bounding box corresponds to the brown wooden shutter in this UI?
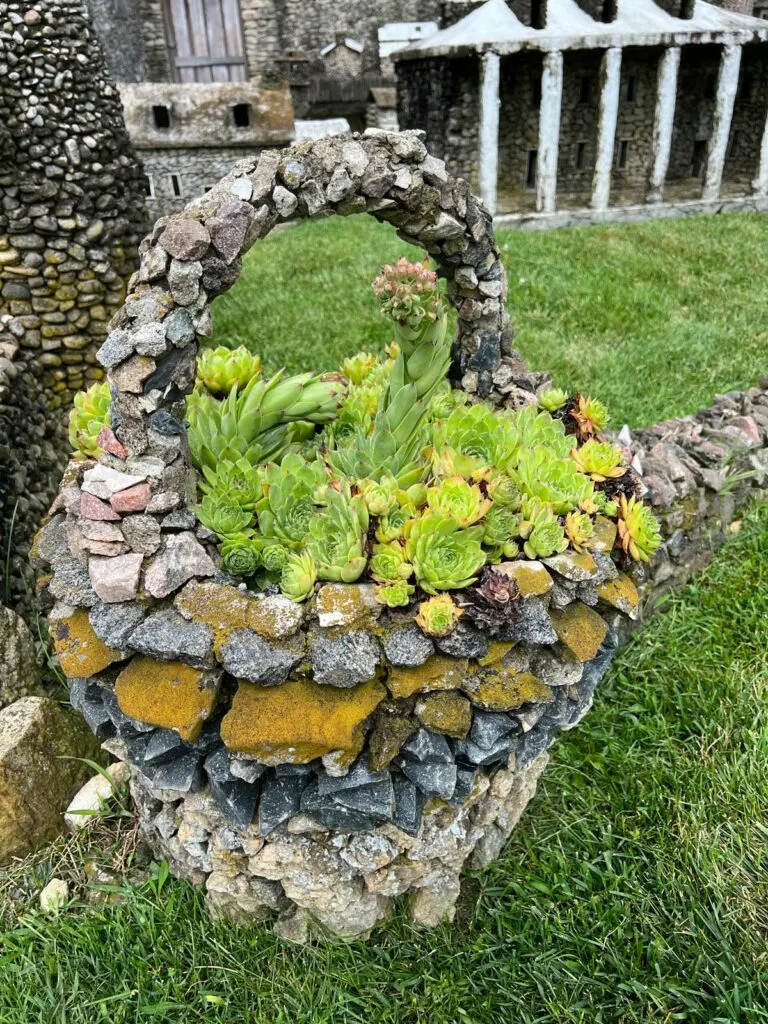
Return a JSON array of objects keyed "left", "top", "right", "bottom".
[{"left": 165, "top": 0, "right": 246, "bottom": 83}]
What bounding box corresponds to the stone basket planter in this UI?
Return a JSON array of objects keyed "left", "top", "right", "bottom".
[{"left": 36, "top": 130, "right": 642, "bottom": 940}]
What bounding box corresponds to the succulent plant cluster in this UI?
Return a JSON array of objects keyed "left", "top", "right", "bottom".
[{"left": 69, "top": 257, "right": 662, "bottom": 624}]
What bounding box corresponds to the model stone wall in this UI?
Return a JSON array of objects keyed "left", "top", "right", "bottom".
[
  {"left": 726, "top": 46, "right": 768, "bottom": 185},
  {"left": 611, "top": 50, "right": 659, "bottom": 195},
  {"left": 498, "top": 53, "right": 542, "bottom": 207},
  {"left": 667, "top": 46, "right": 721, "bottom": 185},
  {"left": 0, "top": 0, "right": 146, "bottom": 611}
]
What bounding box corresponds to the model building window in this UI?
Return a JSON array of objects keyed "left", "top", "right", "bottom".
[
  {"left": 152, "top": 105, "right": 171, "bottom": 129},
  {"left": 142, "top": 174, "right": 155, "bottom": 198},
  {"left": 625, "top": 75, "right": 637, "bottom": 103},
  {"left": 616, "top": 139, "right": 630, "bottom": 171},
  {"left": 691, "top": 139, "right": 708, "bottom": 178},
  {"left": 532, "top": 77, "right": 542, "bottom": 109},
  {"left": 169, "top": 173, "right": 184, "bottom": 198},
  {"left": 232, "top": 103, "right": 251, "bottom": 128},
  {"left": 575, "top": 141, "right": 587, "bottom": 171},
  {"left": 579, "top": 76, "right": 593, "bottom": 105},
  {"left": 704, "top": 74, "right": 717, "bottom": 101},
  {"left": 727, "top": 130, "right": 740, "bottom": 159},
  {"left": 525, "top": 150, "right": 538, "bottom": 190}
]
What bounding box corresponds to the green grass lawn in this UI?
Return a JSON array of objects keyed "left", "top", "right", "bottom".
[
  {"left": 1, "top": 214, "right": 767, "bottom": 1023},
  {"left": 213, "top": 212, "right": 768, "bottom": 427}
]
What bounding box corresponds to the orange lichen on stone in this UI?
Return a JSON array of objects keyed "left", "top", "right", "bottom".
[
  {"left": 461, "top": 667, "right": 553, "bottom": 712},
  {"left": 497, "top": 560, "right": 553, "bottom": 597},
  {"left": 315, "top": 584, "right": 379, "bottom": 628},
  {"left": 590, "top": 516, "right": 618, "bottom": 554},
  {"left": 550, "top": 602, "right": 609, "bottom": 662},
  {"left": 478, "top": 642, "right": 515, "bottom": 667},
  {"left": 174, "top": 580, "right": 302, "bottom": 646},
  {"left": 50, "top": 608, "right": 124, "bottom": 678},
  {"left": 114, "top": 657, "right": 219, "bottom": 742},
  {"left": 220, "top": 677, "right": 386, "bottom": 768},
  {"left": 597, "top": 574, "right": 640, "bottom": 619},
  {"left": 386, "top": 655, "right": 468, "bottom": 699},
  {"left": 415, "top": 691, "right": 472, "bottom": 738}
]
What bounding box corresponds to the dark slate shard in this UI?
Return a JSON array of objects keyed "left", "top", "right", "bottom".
[
  {"left": 149, "top": 410, "right": 186, "bottom": 436},
  {"left": 306, "top": 802, "right": 376, "bottom": 832},
  {"left": 316, "top": 758, "right": 389, "bottom": 797},
  {"left": 68, "top": 677, "right": 89, "bottom": 711},
  {"left": 332, "top": 779, "right": 394, "bottom": 821},
  {"left": 274, "top": 762, "right": 316, "bottom": 777},
  {"left": 451, "top": 766, "right": 477, "bottom": 805},
  {"left": 453, "top": 733, "right": 520, "bottom": 768},
  {"left": 101, "top": 686, "right": 153, "bottom": 733},
  {"left": 311, "top": 629, "right": 380, "bottom": 688},
  {"left": 498, "top": 600, "right": 557, "bottom": 645},
  {"left": 123, "top": 731, "right": 152, "bottom": 765},
  {"left": 219, "top": 629, "right": 304, "bottom": 686},
  {"left": 231, "top": 757, "right": 267, "bottom": 784},
  {"left": 580, "top": 632, "right": 619, "bottom": 693},
  {"left": 435, "top": 621, "right": 489, "bottom": 660},
  {"left": 201, "top": 254, "right": 241, "bottom": 296},
  {"left": 401, "top": 727, "right": 453, "bottom": 765},
  {"left": 204, "top": 746, "right": 235, "bottom": 785},
  {"left": 161, "top": 508, "right": 196, "bottom": 530},
  {"left": 401, "top": 760, "right": 457, "bottom": 800},
  {"left": 259, "top": 773, "right": 305, "bottom": 835},
  {"left": 516, "top": 725, "right": 553, "bottom": 769},
  {"left": 209, "top": 777, "right": 260, "bottom": 831},
  {"left": 540, "top": 687, "right": 571, "bottom": 730},
  {"left": 89, "top": 600, "right": 146, "bottom": 648},
  {"left": 466, "top": 332, "right": 501, "bottom": 373},
  {"left": 381, "top": 627, "right": 434, "bottom": 667},
  {"left": 79, "top": 689, "right": 116, "bottom": 739},
  {"left": 144, "top": 728, "right": 187, "bottom": 766},
  {"left": 151, "top": 751, "right": 204, "bottom": 793},
  {"left": 143, "top": 347, "right": 188, "bottom": 395},
  {"left": 193, "top": 717, "right": 227, "bottom": 755},
  {"left": 128, "top": 608, "right": 214, "bottom": 669},
  {"left": 469, "top": 710, "right": 515, "bottom": 750},
  {"left": 392, "top": 774, "right": 424, "bottom": 836}
]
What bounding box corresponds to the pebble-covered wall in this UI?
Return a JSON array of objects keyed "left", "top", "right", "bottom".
[{"left": 0, "top": 0, "right": 146, "bottom": 611}]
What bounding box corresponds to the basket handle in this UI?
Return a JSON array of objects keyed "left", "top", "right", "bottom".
[{"left": 104, "top": 131, "right": 512, "bottom": 464}]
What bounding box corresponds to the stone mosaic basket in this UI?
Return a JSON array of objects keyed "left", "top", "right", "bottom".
[{"left": 36, "top": 131, "right": 641, "bottom": 940}]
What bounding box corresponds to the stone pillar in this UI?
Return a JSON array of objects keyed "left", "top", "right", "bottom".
[
  {"left": 703, "top": 44, "right": 742, "bottom": 202},
  {"left": 753, "top": 103, "right": 768, "bottom": 197},
  {"left": 591, "top": 47, "right": 623, "bottom": 212},
  {"left": 536, "top": 50, "right": 564, "bottom": 215},
  {"left": 479, "top": 52, "right": 501, "bottom": 215},
  {"left": 647, "top": 46, "right": 681, "bottom": 204}
]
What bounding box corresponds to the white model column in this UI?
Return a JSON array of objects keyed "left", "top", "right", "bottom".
[
  {"left": 536, "top": 50, "right": 564, "bottom": 214},
  {"left": 591, "top": 47, "right": 623, "bottom": 212},
  {"left": 647, "top": 46, "right": 681, "bottom": 204},
  {"left": 703, "top": 44, "right": 742, "bottom": 202},
  {"left": 753, "top": 105, "right": 768, "bottom": 197},
  {"left": 479, "top": 52, "right": 501, "bottom": 215}
]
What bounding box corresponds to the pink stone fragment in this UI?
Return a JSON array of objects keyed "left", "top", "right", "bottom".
[
  {"left": 84, "top": 540, "right": 127, "bottom": 557},
  {"left": 731, "top": 415, "right": 761, "bottom": 446},
  {"left": 110, "top": 483, "right": 152, "bottom": 513},
  {"left": 144, "top": 531, "right": 216, "bottom": 599},
  {"left": 96, "top": 426, "right": 128, "bottom": 459},
  {"left": 88, "top": 552, "right": 144, "bottom": 603},
  {"left": 80, "top": 492, "right": 121, "bottom": 521}
]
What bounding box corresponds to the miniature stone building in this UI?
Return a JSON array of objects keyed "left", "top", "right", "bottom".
[
  {"left": 396, "top": 0, "right": 768, "bottom": 225},
  {"left": 0, "top": 0, "right": 146, "bottom": 611}
]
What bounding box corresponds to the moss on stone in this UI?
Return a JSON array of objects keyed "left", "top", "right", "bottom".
[
  {"left": 478, "top": 642, "right": 516, "bottom": 667},
  {"left": 499, "top": 561, "right": 553, "bottom": 597},
  {"left": 461, "top": 667, "right": 553, "bottom": 712},
  {"left": 50, "top": 608, "right": 124, "bottom": 678},
  {"left": 315, "top": 584, "right": 379, "bottom": 628},
  {"left": 386, "top": 655, "right": 468, "bottom": 699},
  {"left": 368, "top": 712, "right": 418, "bottom": 770},
  {"left": 550, "top": 602, "right": 609, "bottom": 662},
  {"left": 114, "top": 656, "right": 219, "bottom": 742},
  {"left": 220, "top": 677, "right": 386, "bottom": 768},
  {"left": 174, "top": 580, "right": 302, "bottom": 648},
  {"left": 415, "top": 691, "right": 472, "bottom": 737},
  {"left": 591, "top": 516, "right": 618, "bottom": 554},
  {"left": 597, "top": 574, "right": 640, "bottom": 619}
]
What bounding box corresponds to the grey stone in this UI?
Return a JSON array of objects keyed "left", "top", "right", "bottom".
[
  {"left": 331, "top": 779, "right": 394, "bottom": 820},
  {"left": 316, "top": 759, "right": 388, "bottom": 797},
  {"left": 209, "top": 776, "right": 259, "bottom": 831},
  {"left": 49, "top": 561, "right": 96, "bottom": 611},
  {"left": 382, "top": 627, "right": 434, "bottom": 667},
  {"left": 301, "top": 781, "right": 376, "bottom": 832},
  {"left": 157, "top": 219, "right": 211, "bottom": 261},
  {"left": 326, "top": 167, "right": 355, "bottom": 203},
  {"left": 82, "top": 465, "right": 146, "bottom": 500},
  {"left": 259, "top": 774, "right": 304, "bottom": 836},
  {"left": 129, "top": 608, "right": 214, "bottom": 668},
  {"left": 132, "top": 323, "right": 168, "bottom": 357},
  {"left": 207, "top": 199, "right": 253, "bottom": 264},
  {"left": 498, "top": 599, "right": 557, "bottom": 645},
  {"left": 220, "top": 630, "right": 304, "bottom": 686},
  {"left": 0, "top": 607, "right": 42, "bottom": 710},
  {"left": 88, "top": 552, "right": 144, "bottom": 603},
  {"left": 168, "top": 258, "right": 202, "bottom": 306},
  {"left": 121, "top": 514, "right": 162, "bottom": 555},
  {"left": 300, "top": 180, "right": 326, "bottom": 217},
  {"left": 144, "top": 532, "right": 216, "bottom": 599},
  {"left": 400, "top": 728, "right": 453, "bottom": 764},
  {"left": 89, "top": 601, "right": 146, "bottom": 648},
  {"left": 469, "top": 709, "right": 515, "bottom": 750},
  {"left": 273, "top": 185, "right": 298, "bottom": 218},
  {"left": 97, "top": 328, "right": 134, "bottom": 368},
  {"left": 230, "top": 757, "right": 266, "bottom": 784},
  {"left": 435, "top": 622, "right": 489, "bottom": 660},
  {"left": 453, "top": 734, "right": 518, "bottom": 767},
  {"left": 401, "top": 761, "right": 457, "bottom": 800},
  {"left": 77, "top": 685, "right": 116, "bottom": 740},
  {"left": 144, "top": 729, "right": 187, "bottom": 766},
  {"left": 516, "top": 727, "right": 553, "bottom": 770},
  {"left": 164, "top": 308, "right": 195, "bottom": 346},
  {"left": 451, "top": 767, "right": 476, "bottom": 804},
  {"left": 161, "top": 509, "right": 196, "bottom": 530},
  {"left": 311, "top": 630, "right": 380, "bottom": 687}
]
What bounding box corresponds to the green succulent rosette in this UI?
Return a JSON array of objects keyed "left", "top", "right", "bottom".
[
  {"left": 370, "top": 542, "right": 414, "bottom": 584},
  {"left": 538, "top": 388, "right": 567, "bottom": 413},
  {"left": 357, "top": 475, "right": 400, "bottom": 517},
  {"left": 260, "top": 541, "right": 290, "bottom": 573},
  {"left": 197, "top": 345, "right": 262, "bottom": 395},
  {"left": 426, "top": 475, "right": 491, "bottom": 527},
  {"left": 375, "top": 581, "right": 415, "bottom": 608},
  {"left": 220, "top": 533, "right": 262, "bottom": 577},
  {"left": 405, "top": 509, "right": 487, "bottom": 594},
  {"left": 415, "top": 594, "right": 463, "bottom": 637},
  {"left": 483, "top": 503, "right": 521, "bottom": 558},
  {"left": 194, "top": 494, "right": 253, "bottom": 539},
  {"left": 512, "top": 445, "right": 595, "bottom": 515},
  {"left": 518, "top": 499, "right": 568, "bottom": 560},
  {"left": 280, "top": 551, "right": 317, "bottom": 602},
  {"left": 617, "top": 495, "right": 662, "bottom": 562},
  {"left": 199, "top": 457, "right": 264, "bottom": 510},
  {"left": 570, "top": 439, "right": 627, "bottom": 481},
  {"left": 68, "top": 381, "right": 111, "bottom": 458},
  {"left": 256, "top": 454, "right": 328, "bottom": 549},
  {"left": 305, "top": 487, "right": 369, "bottom": 583}
]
